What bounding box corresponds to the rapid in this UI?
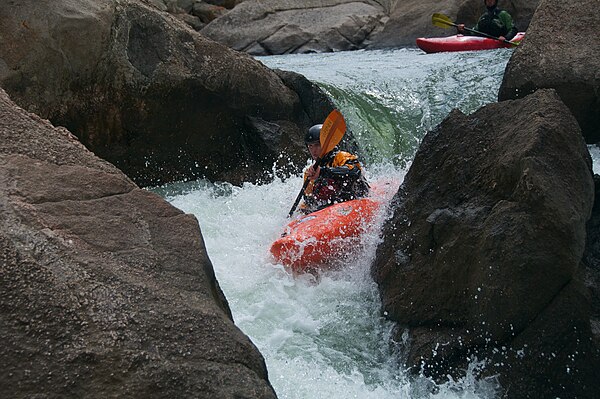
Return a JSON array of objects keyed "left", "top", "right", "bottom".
[{"left": 152, "top": 48, "right": 600, "bottom": 398}]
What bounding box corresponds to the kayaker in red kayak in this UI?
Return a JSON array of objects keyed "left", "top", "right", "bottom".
[
  {"left": 301, "top": 124, "right": 369, "bottom": 213},
  {"left": 457, "top": 0, "right": 517, "bottom": 42}
]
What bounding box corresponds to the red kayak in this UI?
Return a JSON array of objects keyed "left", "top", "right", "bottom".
[
  {"left": 416, "top": 32, "right": 525, "bottom": 53},
  {"left": 270, "top": 179, "right": 399, "bottom": 274}
]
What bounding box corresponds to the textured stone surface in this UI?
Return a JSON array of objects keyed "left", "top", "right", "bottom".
[
  {"left": 0, "top": 0, "right": 321, "bottom": 187},
  {"left": 0, "top": 87, "right": 276, "bottom": 398},
  {"left": 499, "top": 0, "right": 600, "bottom": 143},
  {"left": 372, "top": 89, "right": 599, "bottom": 397}
]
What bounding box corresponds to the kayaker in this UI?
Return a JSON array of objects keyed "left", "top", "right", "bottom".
[
  {"left": 457, "top": 0, "right": 517, "bottom": 42},
  {"left": 301, "top": 124, "right": 369, "bottom": 213}
]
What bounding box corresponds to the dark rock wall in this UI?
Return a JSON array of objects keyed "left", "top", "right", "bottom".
[
  {"left": 0, "top": 0, "right": 322, "bottom": 188},
  {"left": 0, "top": 87, "right": 277, "bottom": 398},
  {"left": 499, "top": 0, "right": 600, "bottom": 144},
  {"left": 372, "top": 89, "right": 599, "bottom": 397}
]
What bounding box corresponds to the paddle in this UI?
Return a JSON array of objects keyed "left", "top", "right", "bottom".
[
  {"left": 287, "top": 109, "right": 346, "bottom": 217},
  {"left": 432, "top": 13, "right": 519, "bottom": 47}
]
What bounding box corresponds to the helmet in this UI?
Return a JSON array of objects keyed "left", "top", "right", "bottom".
[{"left": 305, "top": 124, "right": 322, "bottom": 144}]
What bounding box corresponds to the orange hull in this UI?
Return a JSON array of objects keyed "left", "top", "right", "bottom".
[{"left": 270, "top": 198, "right": 381, "bottom": 274}]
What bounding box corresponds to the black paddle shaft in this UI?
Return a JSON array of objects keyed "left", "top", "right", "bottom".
[{"left": 287, "top": 157, "right": 324, "bottom": 218}]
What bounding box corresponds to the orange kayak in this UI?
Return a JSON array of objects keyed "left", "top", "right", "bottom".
[{"left": 270, "top": 197, "right": 382, "bottom": 274}]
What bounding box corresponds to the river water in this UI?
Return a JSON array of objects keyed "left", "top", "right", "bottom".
[{"left": 153, "top": 47, "right": 599, "bottom": 398}]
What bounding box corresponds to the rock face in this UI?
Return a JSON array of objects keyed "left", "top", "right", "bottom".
[
  {"left": 372, "top": 89, "right": 600, "bottom": 397},
  {"left": 584, "top": 174, "right": 600, "bottom": 352},
  {"left": 195, "top": 0, "right": 539, "bottom": 52},
  {"left": 0, "top": 88, "right": 276, "bottom": 398},
  {"left": 0, "top": 0, "right": 323, "bottom": 187},
  {"left": 499, "top": 0, "right": 600, "bottom": 144},
  {"left": 200, "top": 0, "right": 391, "bottom": 55}
]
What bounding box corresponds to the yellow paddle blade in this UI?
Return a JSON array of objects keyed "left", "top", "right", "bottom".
[
  {"left": 432, "top": 13, "right": 455, "bottom": 29},
  {"left": 319, "top": 109, "right": 346, "bottom": 157}
]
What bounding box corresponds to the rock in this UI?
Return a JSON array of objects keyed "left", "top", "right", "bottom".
[
  {"left": 372, "top": 89, "right": 599, "bottom": 397},
  {"left": 205, "top": 0, "right": 237, "bottom": 9},
  {"left": 499, "top": 0, "right": 600, "bottom": 144},
  {"left": 191, "top": 1, "right": 228, "bottom": 23},
  {"left": 272, "top": 69, "right": 361, "bottom": 154},
  {"left": 0, "top": 87, "right": 276, "bottom": 398},
  {"left": 0, "top": 0, "right": 320, "bottom": 187},
  {"left": 194, "top": 0, "right": 539, "bottom": 52},
  {"left": 584, "top": 174, "right": 600, "bottom": 346},
  {"left": 199, "top": 0, "right": 388, "bottom": 55},
  {"left": 172, "top": 11, "right": 206, "bottom": 30}
]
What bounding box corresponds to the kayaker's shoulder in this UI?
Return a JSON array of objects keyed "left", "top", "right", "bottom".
[{"left": 332, "top": 150, "right": 359, "bottom": 163}]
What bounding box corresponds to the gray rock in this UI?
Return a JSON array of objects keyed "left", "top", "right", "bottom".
[
  {"left": 372, "top": 89, "right": 600, "bottom": 397},
  {"left": 0, "top": 88, "right": 276, "bottom": 398},
  {"left": 191, "top": 1, "right": 228, "bottom": 23},
  {"left": 499, "top": 0, "right": 600, "bottom": 144},
  {"left": 200, "top": 0, "right": 389, "bottom": 55},
  {"left": 205, "top": 0, "right": 237, "bottom": 9},
  {"left": 0, "top": 0, "right": 320, "bottom": 187},
  {"left": 195, "top": 0, "right": 539, "bottom": 52}
]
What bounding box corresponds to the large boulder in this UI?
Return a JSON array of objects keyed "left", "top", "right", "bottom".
[
  {"left": 193, "top": 0, "right": 539, "bottom": 52},
  {"left": 0, "top": 0, "right": 322, "bottom": 187},
  {"left": 499, "top": 0, "right": 600, "bottom": 144},
  {"left": 0, "top": 87, "right": 276, "bottom": 397},
  {"left": 372, "top": 89, "right": 600, "bottom": 397},
  {"left": 199, "top": 0, "right": 391, "bottom": 55}
]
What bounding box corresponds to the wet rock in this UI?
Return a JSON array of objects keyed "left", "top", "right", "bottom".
[
  {"left": 199, "top": 0, "right": 389, "bottom": 55},
  {"left": 191, "top": 1, "right": 228, "bottom": 23},
  {"left": 0, "top": 0, "right": 319, "bottom": 187},
  {"left": 192, "top": 0, "right": 539, "bottom": 52},
  {"left": 499, "top": 0, "right": 600, "bottom": 144},
  {"left": 372, "top": 89, "right": 600, "bottom": 397},
  {"left": 0, "top": 87, "right": 276, "bottom": 398},
  {"left": 584, "top": 174, "right": 600, "bottom": 346}
]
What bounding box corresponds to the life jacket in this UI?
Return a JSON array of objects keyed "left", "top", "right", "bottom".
[
  {"left": 476, "top": 7, "right": 511, "bottom": 38},
  {"left": 302, "top": 150, "right": 369, "bottom": 213}
]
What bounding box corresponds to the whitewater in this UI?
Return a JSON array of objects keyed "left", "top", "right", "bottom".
[{"left": 152, "top": 47, "right": 600, "bottom": 398}]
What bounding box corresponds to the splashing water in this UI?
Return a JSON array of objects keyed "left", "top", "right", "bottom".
[
  {"left": 152, "top": 47, "right": 524, "bottom": 398},
  {"left": 155, "top": 165, "right": 498, "bottom": 398},
  {"left": 590, "top": 145, "right": 600, "bottom": 175}
]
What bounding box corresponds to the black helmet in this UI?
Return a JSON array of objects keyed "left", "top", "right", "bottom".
[{"left": 305, "top": 124, "right": 322, "bottom": 144}]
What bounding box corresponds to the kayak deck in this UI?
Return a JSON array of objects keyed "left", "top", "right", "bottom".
[
  {"left": 270, "top": 197, "right": 381, "bottom": 274},
  {"left": 416, "top": 32, "right": 525, "bottom": 53},
  {"left": 270, "top": 178, "right": 399, "bottom": 275}
]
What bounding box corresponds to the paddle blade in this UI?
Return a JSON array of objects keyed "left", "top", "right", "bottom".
[
  {"left": 432, "top": 13, "right": 455, "bottom": 29},
  {"left": 319, "top": 109, "right": 346, "bottom": 157},
  {"left": 286, "top": 109, "right": 347, "bottom": 218}
]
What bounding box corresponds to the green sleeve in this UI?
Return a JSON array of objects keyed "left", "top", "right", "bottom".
[{"left": 498, "top": 11, "right": 514, "bottom": 32}]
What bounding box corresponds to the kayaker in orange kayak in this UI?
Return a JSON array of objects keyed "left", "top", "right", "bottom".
[
  {"left": 457, "top": 0, "right": 517, "bottom": 42},
  {"left": 301, "top": 124, "right": 369, "bottom": 213}
]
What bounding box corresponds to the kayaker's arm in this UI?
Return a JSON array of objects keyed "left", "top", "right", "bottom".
[{"left": 498, "top": 11, "right": 517, "bottom": 41}]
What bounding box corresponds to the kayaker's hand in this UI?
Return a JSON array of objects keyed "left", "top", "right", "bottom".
[
  {"left": 306, "top": 165, "right": 320, "bottom": 181},
  {"left": 457, "top": 24, "right": 465, "bottom": 34},
  {"left": 498, "top": 36, "right": 506, "bottom": 41}
]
